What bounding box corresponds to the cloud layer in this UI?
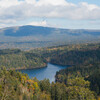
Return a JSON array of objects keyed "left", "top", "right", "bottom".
[{"left": 0, "top": 0, "right": 100, "bottom": 28}]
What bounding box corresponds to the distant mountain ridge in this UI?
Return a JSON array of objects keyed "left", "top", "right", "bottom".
[
  {"left": 3, "top": 25, "right": 55, "bottom": 37},
  {"left": 2, "top": 25, "right": 100, "bottom": 37},
  {"left": 0, "top": 25, "right": 100, "bottom": 49}
]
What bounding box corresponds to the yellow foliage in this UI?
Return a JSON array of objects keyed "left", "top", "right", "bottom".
[
  {"left": 26, "top": 79, "right": 39, "bottom": 94},
  {"left": 21, "top": 75, "right": 27, "bottom": 84},
  {"left": 98, "top": 97, "right": 100, "bottom": 100},
  {"left": 40, "top": 92, "right": 51, "bottom": 100},
  {"left": 33, "top": 82, "right": 38, "bottom": 88}
]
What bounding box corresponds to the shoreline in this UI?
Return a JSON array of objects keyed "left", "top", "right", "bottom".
[
  {"left": 49, "top": 62, "right": 73, "bottom": 67},
  {"left": 7, "top": 64, "right": 47, "bottom": 71},
  {"left": 7, "top": 62, "right": 72, "bottom": 71},
  {"left": 16, "top": 65, "right": 47, "bottom": 71}
]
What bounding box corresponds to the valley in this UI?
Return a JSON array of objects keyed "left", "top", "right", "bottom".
[
  {"left": 0, "top": 25, "right": 100, "bottom": 50},
  {"left": 0, "top": 26, "right": 100, "bottom": 99},
  {"left": 0, "top": 43, "right": 100, "bottom": 100}
]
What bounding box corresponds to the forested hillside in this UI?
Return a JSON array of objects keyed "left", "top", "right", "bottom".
[
  {"left": 33, "top": 43, "right": 100, "bottom": 98},
  {"left": 0, "top": 43, "right": 100, "bottom": 99},
  {"left": 0, "top": 68, "right": 96, "bottom": 100},
  {"left": 48, "top": 44, "right": 100, "bottom": 97},
  {"left": 0, "top": 49, "right": 47, "bottom": 69}
]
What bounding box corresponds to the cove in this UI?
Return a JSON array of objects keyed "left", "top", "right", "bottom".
[{"left": 18, "top": 63, "right": 68, "bottom": 82}]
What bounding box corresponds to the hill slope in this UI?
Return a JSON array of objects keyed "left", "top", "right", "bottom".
[{"left": 0, "top": 25, "right": 100, "bottom": 49}]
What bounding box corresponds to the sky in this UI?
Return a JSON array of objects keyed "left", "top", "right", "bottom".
[{"left": 0, "top": 0, "right": 100, "bottom": 29}]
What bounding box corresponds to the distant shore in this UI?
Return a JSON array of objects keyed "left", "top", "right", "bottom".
[{"left": 7, "top": 64, "right": 47, "bottom": 71}]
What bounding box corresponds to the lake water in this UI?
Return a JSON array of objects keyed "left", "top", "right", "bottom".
[{"left": 18, "top": 63, "right": 68, "bottom": 82}]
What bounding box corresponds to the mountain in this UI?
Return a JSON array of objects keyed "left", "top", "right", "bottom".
[{"left": 0, "top": 25, "right": 100, "bottom": 49}]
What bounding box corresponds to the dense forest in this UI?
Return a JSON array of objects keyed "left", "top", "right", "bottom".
[
  {"left": 0, "top": 49, "right": 47, "bottom": 69},
  {"left": 0, "top": 43, "right": 100, "bottom": 99},
  {"left": 32, "top": 43, "right": 100, "bottom": 99},
  {"left": 0, "top": 68, "right": 96, "bottom": 100}
]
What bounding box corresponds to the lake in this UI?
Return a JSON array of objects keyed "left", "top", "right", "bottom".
[{"left": 18, "top": 63, "right": 68, "bottom": 82}]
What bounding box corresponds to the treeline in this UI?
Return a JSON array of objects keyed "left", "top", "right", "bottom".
[
  {"left": 0, "top": 49, "right": 47, "bottom": 69},
  {"left": 0, "top": 49, "right": 21, "bottom": 55},
  {"left": 0, "top": 43, "right": 98, "bottom": 70},
  {"left": 0, "top": 67, "right": 51, "bottom": 100},
  {"left": 30, "top": 43, "right": 100, "bottom": 98},
  {"left": 51, "top": 44, "right": 100, "bottom": 97},
  {"left": 31, "top": 43, "right": 100, "bottom": 65},
  {"left": 0, "top": 68, "right": 96, "bottom": 100},
  {"left": 55, "top": 62, "right": 100, "bottom": 95},
  {"left": 49, "top": 45, "right": 100, "bottom": 65}
]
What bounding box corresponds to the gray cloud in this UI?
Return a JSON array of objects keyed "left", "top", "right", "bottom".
[{"left": 0, "top": 0, "right": 100, "bottom": 28}]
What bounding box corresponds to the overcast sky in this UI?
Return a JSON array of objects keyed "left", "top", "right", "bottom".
[{"left": 0, "top": 0, "right": 100, "bottom": 29}]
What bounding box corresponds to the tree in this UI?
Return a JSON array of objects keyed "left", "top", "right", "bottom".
[{"left": 66, "top": 76, "right": 96, "bottom": 100}]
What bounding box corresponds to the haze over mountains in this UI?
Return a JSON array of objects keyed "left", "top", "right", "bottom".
[{"left": 0, "top": 25, "right": 100, "bottom": 50}]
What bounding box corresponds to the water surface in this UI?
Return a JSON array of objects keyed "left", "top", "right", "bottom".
[{"left": 19, "top": 63, "right": 68, "bottom": 82}]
